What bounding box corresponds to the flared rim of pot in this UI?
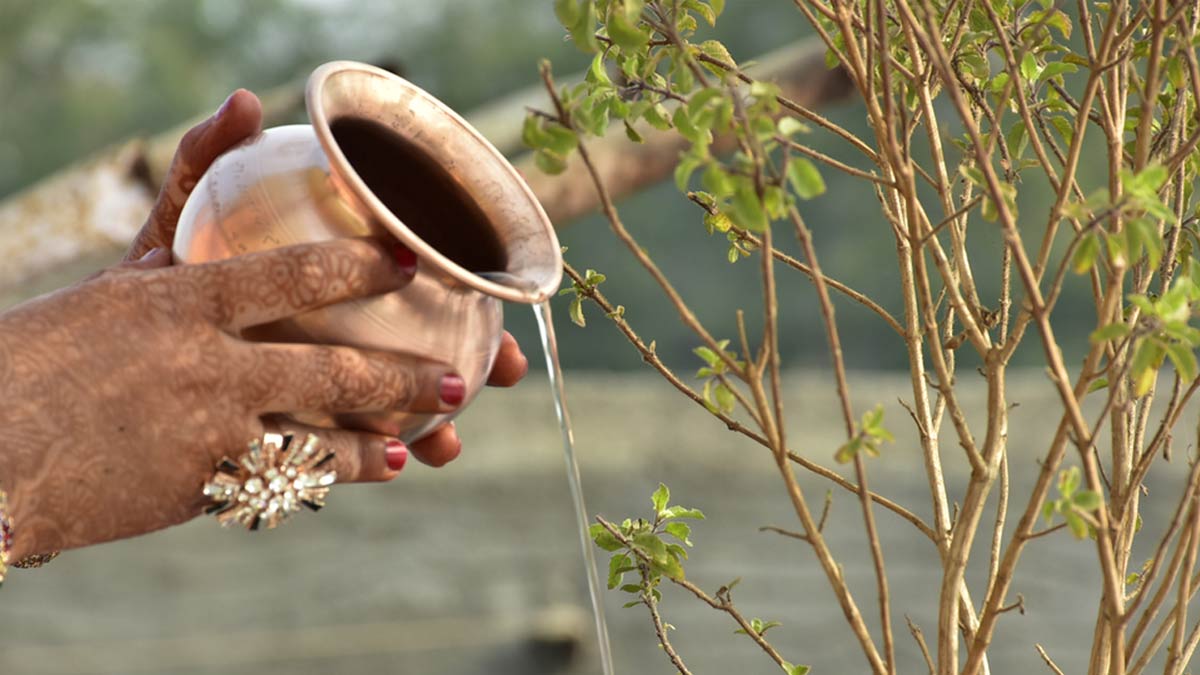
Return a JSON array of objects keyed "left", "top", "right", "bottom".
[{"left": 306, "top": 60, "right": 562, "bottom": 305}]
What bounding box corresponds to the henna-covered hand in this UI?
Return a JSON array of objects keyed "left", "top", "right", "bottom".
[{"left": 0, "top": 238, "right": 465, "bottom": 557}]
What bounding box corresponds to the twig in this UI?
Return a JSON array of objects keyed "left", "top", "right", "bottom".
[
  {"left": 906, "top": 616, "right": 936, "bottom": 675},
  {"left": 1035, "top": 644, "right": 1067, "bottom": 675}
]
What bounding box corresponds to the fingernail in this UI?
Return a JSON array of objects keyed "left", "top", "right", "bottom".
[
  {"left": 138, "top": 247, "right": 162, "bottom": 261},
  {"left": 393, "top": 242, "right": 418, "bottom": 277},
  {"left": 385, "top": 440, "right": 408, "bottom": 472},
  {"left": 440, "top": 374, "right": 466, "bottom": 407},
  {"left": 215, "top": 91, "right": 236, "bottom": 119}
]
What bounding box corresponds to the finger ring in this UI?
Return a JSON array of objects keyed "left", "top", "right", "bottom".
[{"left": 203, "top": 433, "right": 337, "bottom": 531}]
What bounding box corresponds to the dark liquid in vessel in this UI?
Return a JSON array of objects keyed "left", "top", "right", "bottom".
[{"left": 331, "top": 117, "right": 507, "bottom": 274}]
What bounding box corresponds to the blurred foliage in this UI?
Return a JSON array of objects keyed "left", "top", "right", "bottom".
[{"left": 0, "top": 0, "right": 1101, "bottom": 372}]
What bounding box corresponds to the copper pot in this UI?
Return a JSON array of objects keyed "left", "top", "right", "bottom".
[{"left": 172, "top": 61, "right": 562, "bottom": 442}]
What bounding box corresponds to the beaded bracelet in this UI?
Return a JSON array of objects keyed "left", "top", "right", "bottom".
[{"left": 0, "top": 488, "right": 60, "bottom": 587}]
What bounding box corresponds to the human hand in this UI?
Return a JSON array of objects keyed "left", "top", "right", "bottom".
[
  {"left": 124, "top": 89, "right": 529, "bottom": 469},
  {"left": 0, "top": 237, "right": 462, "bottom": 557}
]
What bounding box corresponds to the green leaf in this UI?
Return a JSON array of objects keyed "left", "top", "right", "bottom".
[
  {"left": 674, "top": 155, "right": 702, "bottom": 191},
  {"left": 710, "top": 0, "right": 725, "bottom": 18},
  {"left": 569, "top": 295, "right": 586, "bottom": 327},
  {"left": 663, "top": 505, "right": 706, "bottom": 519},
  {"left": 643, "top": 103, "right": 672, "bottom": 130},
  {"left": 542, "top": 124, "right": 579, "bottom": 155},
  {"left": 702, "top": 163, "right": 735, "bottom": 197},
  {"left": 1050, "top": 116, "right": 1074, "bottom": 147},
  {"left": 835, "top": 437, "right": 863, "bottom": 464},
  {"left": 606, "top": 5, "right": 650, "bottom": 51},
  {"left": 633, "top": 532, "right": 669, "bottom": 565},
  {"left": 1065, "top": 510, "right": 1089, "bottom": 539},
  {"left": 586, "top": 53, "right": 612, "bottom": 86},
  {"left": 568, "top": 1, "right": 599, "bottom": 52},
  {"left": 787, "top": 158, "right": 826, "bottom": 200},
  {"left": 535, "top": 149, "right": 569, "bottom": 175},
  {"left": 693, "top": 346, "right": 721, "bottom": 368},
  {"left": 664, "top": 521, "right": 692, "bottom": 546},
  {"left": 653, "top": 551, "right": 685, "bottom": 580},
  {"left": 1072, "top": 490, "right": 1102, "bottom": 511},
  {"left": 522, "top": 115, "right": 553, "bottom": 150},
  {"left": 555, "top": 0, "right": 583, "bottom": 27},
  {"left": 1006, "top": 120, "right": 1028, "bottom": 160},
  {"left": 1058, "top": 466, "right": 1081, "bottom": 498},
  {"left": 1131, "top": 339, "right": 1166, "bottom": 396},
  {"left": 623, "top": 120, "right": 644, "bottom": 143},
  {"left": 688, "top": 87, "right": 726, "bottom": 120},
  {"left": 608, "top": 553, "right": 631, "bottom": 589},
  {"left": 781, "top": 663, "right": 811, "bottom": 675},
  {"left": 730, "top": 182, "right": 769, "bottom": 231},
  {"left": 705, "top": 212, "right": 733, "bottom": 233},
  {"left": 652, "top": 483, "right": 670, "bottom": 514},
  {"left": 1038, "top": 61, "right": 1077, "bottom": 82},
  {"left": 1075, "top": 230, "right": 1099, "bottom": 273},
  {"left": 778, "top": 116, "right": 809, "bottom": 137},
  {"left": 1090, "top": 322, "right": 1131, "bottom": 343},
  {"left": 1072, "top": 233, "right": 1100, "bottom": 274},
  {"left": 1087, "top": 377, "right": 1109, "bottom": 393},
  {"left": 1042, "top": 500, "right": 1057, "bottom": 524},
  {"left": 1165, "top": 342, "right": 1198, "bottom": 382},
  {"left": 697, "top": 39, "right": 735, "bottom": 75},
  {"left": 1020, "top": 52, "right": 1040, "bottom": 82},
  {"left": 590, "top": 523, "right": 624, "bottom": 551},
  {"left": 673, "top": 106, "right": 703, "bottom": 144}
]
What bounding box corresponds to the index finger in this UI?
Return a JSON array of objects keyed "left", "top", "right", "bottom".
[
  {"left": 175, "top": 237, "right": 417, "bottom": 331},
  {"left": 127, "top": 90, "right": 263, "bottom": 261}
]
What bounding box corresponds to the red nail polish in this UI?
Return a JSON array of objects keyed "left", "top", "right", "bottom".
[
  {"left": 440, "top": 374, "right": 466, "bottom": 407},
  {"left": 393, "top": 242, "right": 418, "bottom": 276},
  {"left": 385, "top": 440, "right": 408, "bottom": 472}
]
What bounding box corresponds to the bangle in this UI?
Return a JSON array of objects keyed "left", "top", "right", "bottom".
[
  {"left": 0, "top": 488, "right": 13, "bottom": 586},
  {"left": 0, "top": 487, "right": 60, "bottom": 587}
]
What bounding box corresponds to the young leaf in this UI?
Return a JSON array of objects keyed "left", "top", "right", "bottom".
[
  {"left": 535, "top": 149, "right": 569, "bottom": 175},
  {"left": 787, "top": 158, "right": 826, "bottom": 200},
  {"left": 1071, "top": 233, "right": 1100, "bottom": 274},
  {"left": 1089, "top": 322, "right": 1130, "bottom": 343},
  {"left": 730, "top": 182, "right": 769, "bottom": 231},
  {"left": 608, "top": 553, "right": 631, "bottom": 589},
  {"left": 652, "top": 483, "right": 670, "bottom": 514},
  {"left": 555, "top": 0, "right": 583, "bottom": 27},
  {"left": 697, "top": 40, "right": 735, "bottom": 75},
  {"left": 663, "top": 505, "right": 706, "bottom": 519},
  {"left": 1165, "top": 342, "right": 1198, "bottom": 382},
  {"left": 664, "top": 521, "right": 692, "bottom": 546},
  {"left": 633, "top": 532, "right": 670, "bottom": 566},
  {"left": 607, "top": 5, "right": 650, "bottom": 51},
  {"left": 590, "top": 523, "right": 624, "bottom": 551},
  {"left": 1072, "top": 490, "right": 1103, "bottom": 511}
]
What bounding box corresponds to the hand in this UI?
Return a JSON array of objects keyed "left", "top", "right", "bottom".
[
  {"left": 0, "top": 237, "right": 462, "bottom": 557},
  {"left": 125, "top": 90, "right": 529, "bottom": 468}
]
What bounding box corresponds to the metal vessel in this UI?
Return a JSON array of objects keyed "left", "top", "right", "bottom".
[{"left": 172, "top": 61, "right": 562, "bottom": 442}]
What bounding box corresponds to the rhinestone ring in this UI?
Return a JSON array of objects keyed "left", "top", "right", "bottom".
[{"left": 203, "top": 432, "right": 337, "bottom": 531}]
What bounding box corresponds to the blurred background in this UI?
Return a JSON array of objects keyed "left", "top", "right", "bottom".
[{"left": 0, "top": 1, "right": 1182, "bottom": 674}]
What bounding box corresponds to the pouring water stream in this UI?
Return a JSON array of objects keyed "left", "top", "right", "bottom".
[
  {"left": 534, "top": 300, "right": 616, "bottom": 675},
  {"left": 477, "top": 272, "right": 614, "bottom": 674}
]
